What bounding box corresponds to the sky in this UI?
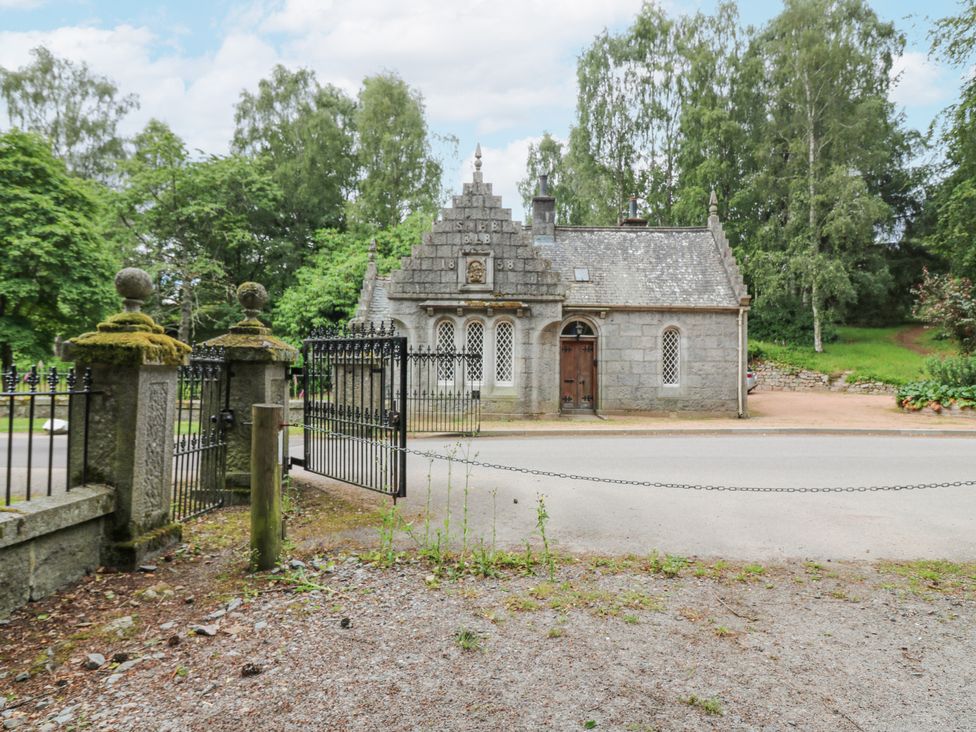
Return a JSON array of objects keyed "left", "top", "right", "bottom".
[{"left": 0, "top": 0, "right": 967, "bottom": 219}]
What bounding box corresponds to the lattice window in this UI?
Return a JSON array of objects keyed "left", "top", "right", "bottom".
[
  {"left": 466, "top": 320, "right": 484, "bottom": 383},
  {"left": 436, "top": 320, "right": 455, "bottom": 382},
  {"left": 662, "top": 328, "right": 680, "bottom": 386},
  {"left": 495, "top": 321, "right": 514, "bottom": 385}
]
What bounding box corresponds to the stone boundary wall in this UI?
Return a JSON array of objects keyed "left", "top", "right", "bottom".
[
  {"left": 0, "top": 396, "right": 70, "bottom": 420},
  {"left": 0, "top": 485, "right": 114, "bottom": 618},
  {"left": 752, "top": 361, "right": 896, "bottom": 396}
]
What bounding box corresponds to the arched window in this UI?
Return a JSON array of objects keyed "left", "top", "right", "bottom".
[
  {"left": 662, "top": 328, "right": 680, "bottom": 386},
  {"left": 465, "top": 320, "right": 484, "bottom": 383},
  {"left": 495, "top": 321, "right": 514, "bottom": 385},
  {"left": 436, "top": 320, "right": 455, "bottom": 382}
]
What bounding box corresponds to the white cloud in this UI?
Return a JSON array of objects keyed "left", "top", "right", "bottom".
[
  {"left": 0, "top": 0, "right": 45, "bottom": 8},
  {"left": 254, "top": 0, "right": 642, "bottom": 133},
  {"left": 0, "top": 1, "right": 642, "bottom": 183},
  {"left": 0, "top": 25, "right": 279, "bottom": 155},
  {"left": 890, "top": 51, "right": 953, "bottom": 108}
]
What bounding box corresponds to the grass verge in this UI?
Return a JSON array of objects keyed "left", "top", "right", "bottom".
[{"left": 751, "top": 326, "right": 955, "bottom": 386}]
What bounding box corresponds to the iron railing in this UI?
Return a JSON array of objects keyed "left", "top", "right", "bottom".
[
  {"left": 172, "top": 346, "right": 230, "bottom": 521},
  {"left": 2, "top": 365, "right": 95, "bottom": 505},
  {"left": 401, "top": 346, "right": 482, "bottom": 434}
]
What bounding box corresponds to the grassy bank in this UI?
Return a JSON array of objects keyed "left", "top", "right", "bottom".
[{"left": 751, "top": 325, "right": 956, "bottom": 386}]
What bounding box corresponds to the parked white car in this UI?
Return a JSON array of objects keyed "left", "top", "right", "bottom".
[{"left": 746, "top": 370, "right": 758, "bottom": 393}]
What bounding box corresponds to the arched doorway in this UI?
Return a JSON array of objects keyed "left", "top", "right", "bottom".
[{"left": 560, "top": 320, "right": 597, "bottom": 411}]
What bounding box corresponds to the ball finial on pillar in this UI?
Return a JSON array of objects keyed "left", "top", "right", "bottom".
[
  {"left": 237, "top": 282, "right": 269, "bottom": 321},
  {"left": 115, "top": 268, "right": 153, "bottom": 313}
]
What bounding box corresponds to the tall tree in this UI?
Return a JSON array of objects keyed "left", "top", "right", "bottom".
[
  {"left": 116, "top": 121, "right": 285, "bottom": 342},
  {"left": 925, "top": 1, "right": 976, "bottom": 279},
  {"left": 0, "top": 129, "right": 117, "bottom": 369},
  {"left": 232, "top": 65, "right": 357, "bottom": 246},
  {"left": 518, "top": 133, "right": 588, "bottom": 225},
  {"left": 0, "top": 46, "right": 139, "bottom": 181},
  {"left": 524, "top": 4, "right": 748, "bottom": 226},
  {"left": 274, "top": 210, "right": 434, "bottom": 340},
  {"left": 351, "top": 72, "right": 441, "bottom": 230},
  {"left": 739, "top": 0, "right": 909, "bottom": 351}
]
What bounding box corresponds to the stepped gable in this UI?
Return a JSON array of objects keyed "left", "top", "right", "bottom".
[{"left": 386, "top": 148, "right": 564, "bottom": 301}]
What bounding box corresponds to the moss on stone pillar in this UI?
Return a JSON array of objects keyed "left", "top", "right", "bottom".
[
  {"left": 204, "top": 283, "right": 297, "bottom": 502},
  {"left": 64, "top": 268, "right": 189, "bottom": 569}
]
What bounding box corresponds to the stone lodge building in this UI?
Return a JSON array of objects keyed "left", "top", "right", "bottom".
[{"left": 355, "top": 148, "right": 751, "bottom": 418}]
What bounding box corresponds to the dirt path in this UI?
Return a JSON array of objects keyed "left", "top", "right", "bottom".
[{"left": 894, "top": 325, "right": 933, "bottom": 355}]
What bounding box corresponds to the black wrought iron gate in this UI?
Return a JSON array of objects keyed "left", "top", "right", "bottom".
[
  {"left": 172, "top": 346, "right": 231, "bottom": 521},
  {"left": 293, "top": 323, "right": 408, "bottom": 498}
]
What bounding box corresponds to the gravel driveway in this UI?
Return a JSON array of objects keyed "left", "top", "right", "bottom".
[{"left": 14, "top": 557, "right": 975, "bottom": 732}]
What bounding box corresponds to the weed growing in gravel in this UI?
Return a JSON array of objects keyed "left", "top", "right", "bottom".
[
  {"left": 713, "top": 625, "right": 734, "bottom": 637},
  {"left": 506, "top": 582, "right": 663, "bottom": 618},
  {"left": 536, "top": 494, "right": 555, "bottom": 581},
  {"left": 547, "top": 626, "right": 565, "bottom": 638},
  {"left": 454, "top": 626, "right": 482, "bottom": 652},
  {"left": 590, "top": 551, "right": 688, "bottom": 577},
  {"left": 681, "top": 695, "right": 723, "bottom": 716},
  {"left": 363, "top": 505, "right": 403, "bottom": 567},
  {"left": 622, "top": 614, "right": 639, "bottom": 625},
  {"left": 647, "top": 551, "right": 688, "bottom": 577},
  {"left": 460, "top": 443, "right": 477, "bottom": 561},
  {"left": 877, "top": 560, "right": 976, "bottom": 598},
  {"left": 506, "top": 596, "right": 541, "bottom": 612}
]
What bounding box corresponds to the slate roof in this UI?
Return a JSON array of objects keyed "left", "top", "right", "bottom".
[
  {"left": 540, "top": 226, "right": 744, "bottom": 308},
  {"left": 362, "top": 277, "right": 392, "bottom": 322}
]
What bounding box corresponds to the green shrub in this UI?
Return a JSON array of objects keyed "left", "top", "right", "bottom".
[
  {"left": 924, "top": 355, "right": 976, "bottom": 387},
  {"left": 896, "top": 380, "right": 976, "bottom": 410}
]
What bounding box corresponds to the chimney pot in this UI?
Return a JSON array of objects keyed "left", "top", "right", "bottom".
[
  {"left": 621, "top": 195, "right": 647, "bottom": 227},
  {"left": 532, "top": 173, "right": 556, "bottom": 238}
]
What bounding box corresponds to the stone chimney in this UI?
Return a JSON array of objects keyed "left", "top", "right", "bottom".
[
  {"left": 531, "top": 174, "right": 556, "bottom": 238},
  {"left": 620, "top": 195, "right": 647, "bottom": 227}
]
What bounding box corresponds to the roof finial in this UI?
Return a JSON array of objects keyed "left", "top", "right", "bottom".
[
  {"left": 368, "top": 239, "right": 377, "bottom": 262},
  {"left": 709, "top": 189, "right": 718, "bottom": 217},
  {"left": 474, "top": 143, "right": 482, "bottom": 171}
]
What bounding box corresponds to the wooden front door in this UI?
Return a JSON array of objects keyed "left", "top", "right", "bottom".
[{"left": 560, "top": 339, "right": 596, "bottom": 410}]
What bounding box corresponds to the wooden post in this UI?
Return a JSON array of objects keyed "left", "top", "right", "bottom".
[{"left": 250, "top": 403, "right": 282, "bottom": 571}]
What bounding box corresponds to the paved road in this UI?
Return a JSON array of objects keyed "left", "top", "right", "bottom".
[
  {"left": 1, "top": 434, "right": 68, "bottom": 498},
  {"left": 292, "top": 433, "right": 976, "bottom": 561}
]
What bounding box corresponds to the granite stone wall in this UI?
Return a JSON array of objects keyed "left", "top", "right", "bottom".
[
  {"left": 752, "top": 361, "right": 895, "bottom": 395},
  {"left": 594, "top": 310, "right": 744, "bottom": 414},
  {"left": 0, "top": 485, "right": 114, "bottom": 619}
]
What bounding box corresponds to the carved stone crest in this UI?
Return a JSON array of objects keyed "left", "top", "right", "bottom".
[{"left": 466, "top": 259, "right": 486, "bottom": 284}]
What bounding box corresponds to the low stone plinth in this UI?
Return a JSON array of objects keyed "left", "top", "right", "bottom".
[{"left": 0, "top": 485, "right": 115, "bottom": 618}]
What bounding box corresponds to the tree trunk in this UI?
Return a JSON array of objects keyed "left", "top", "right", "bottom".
[
  {"left": 812, "top": 281, "right": 823, "bottom": 353},
  {"left": 805, "top": 76, "right": 823, "bottom": 353},
  {"left": 178, "top": 280, "right": 193, "bottom": 344},
  {"left": 0, "top": 296, "right": 10, "bottom": 371}
]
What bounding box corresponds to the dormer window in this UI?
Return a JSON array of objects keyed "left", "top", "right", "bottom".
[{"left": 574, "top": 267, "right": 590, "bottom": 282}]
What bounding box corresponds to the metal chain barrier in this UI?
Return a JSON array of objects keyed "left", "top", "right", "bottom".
[{"left": 289, "top": 427, "right": 976, "bottom": 494}]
